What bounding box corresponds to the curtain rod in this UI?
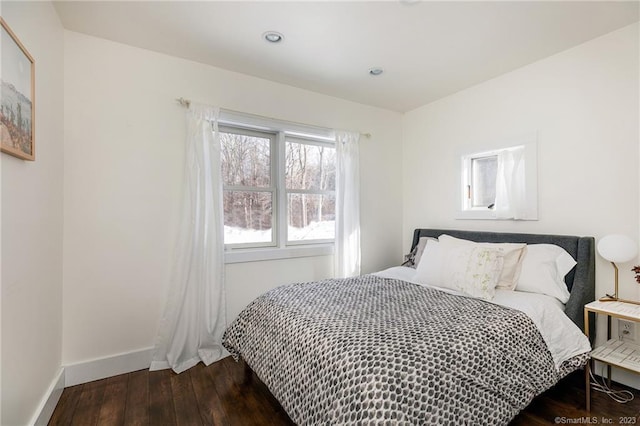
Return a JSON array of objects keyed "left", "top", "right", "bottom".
[{"left": 176, "top": 97, "right": 372, "bottom": 139}]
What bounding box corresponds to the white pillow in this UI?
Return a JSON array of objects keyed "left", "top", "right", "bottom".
[
  {"left": 414, "top": 236, "right": 437, "bottom": 268},
  {"left": 415, "top": 240, "right": 505, "bottom": 300},
  {"left": 516, "top": 244, "right": 576, "bottom": 304},
  {"left": 416, "top": 240, "right": 444, "bottom": 283},
  {"left": 438, "top": 234, "right": 527, "bottom": 291}
]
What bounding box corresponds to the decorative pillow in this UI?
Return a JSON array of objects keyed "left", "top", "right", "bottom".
[
  {"left": 415, "top": 240, "right": 505, "bottom": 300},
  {"left": 402, "top": 237, "right": 437, "bottom": 268},
  {"left": 437, "top": 234, "right": 527, "bottom": 291},
  {"left": 516, "top": 244, "right": 576, "bottom": 303}
]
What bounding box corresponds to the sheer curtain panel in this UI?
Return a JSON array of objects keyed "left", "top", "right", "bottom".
[
  {"left": 494, "top": 146, "right": 526, "bottom": 220},
  {"left": 150, "top": 104, "right": 227, "bottom": 374},
  {"left": 335, "top": 131, "right": 361, "bottom": 278}
]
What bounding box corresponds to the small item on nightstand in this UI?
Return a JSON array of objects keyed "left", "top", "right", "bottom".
[{"left": 632, "top": 265, "right": 640, "bottom": 284}]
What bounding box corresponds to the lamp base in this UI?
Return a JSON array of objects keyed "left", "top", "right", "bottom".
[{"left": 598, "top": 296, "right": 640, "bottom": 306}]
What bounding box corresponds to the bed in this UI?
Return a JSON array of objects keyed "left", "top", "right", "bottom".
[{"left": 222, "top": 229, "right": 595, "bottom": 425}]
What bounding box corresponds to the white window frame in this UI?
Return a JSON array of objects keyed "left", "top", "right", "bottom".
[
  {"left": 462, "top": 149, "right": 500, "bottom": 212},
  {"left": 218, "top": 110, "right": 336, "bottom": 263},
  {"left": 220, "top": 125, "right": 277, "bottom": 250},
  {"left": 284, "top": 136, "right": 336, "bottom": 246},
  {"left": 456, "top": 136, "right": 538, "bottom": 221}
]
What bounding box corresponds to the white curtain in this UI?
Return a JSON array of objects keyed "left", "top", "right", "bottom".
[
  {"left": 494, "top": 146, "right": 526, "bottom": 220},
  {"left": 335, "top": 131, "right": 361, "bottom": 278},
  {"left": 150, "top": 104, "right": 227, "bottom": 374}
]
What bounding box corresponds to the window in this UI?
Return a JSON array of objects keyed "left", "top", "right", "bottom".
[
  {"left": 458, "top": 138, "right": 538, "bottom": 220},
  {"left": 221, "top": 127, "right": 275, "bottom": 247},
  {"left": 219, "top": 116, "right": 336, "bottom": 260},
  {"left": 285, "top": 138, "right": 336, "bottom": 243},
  {"left": 467, "top": 153, "right": 498, "bottom": 209}
]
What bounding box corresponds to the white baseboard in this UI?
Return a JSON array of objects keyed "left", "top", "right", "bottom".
[
  {"left": 30, "top": 368, "right": 65, "bottom": 426},
  {"left": 28, "top": 348, "right": 154, "bottom": 424},
  {"left": 64, "top": 347, "right": 154, "bottom": 387}
]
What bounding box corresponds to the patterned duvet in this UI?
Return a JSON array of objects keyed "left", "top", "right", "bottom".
[{"left": 222, "top": 275, "right": 587, "bottom": 425}]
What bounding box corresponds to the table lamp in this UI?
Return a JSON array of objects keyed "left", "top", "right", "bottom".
[{"left": 597, "top": 234, "right": 638, "bottom": 303}]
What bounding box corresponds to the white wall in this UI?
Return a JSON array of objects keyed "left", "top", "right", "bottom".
[
  {"left": 63, "top": 31, "right": 403, "bottom": 365},
  {"left": 403, "top": 24, "right": 639, "bottom": 384},
  {"left": 1, "top": 2, "right": 65, "bottom": 425}
]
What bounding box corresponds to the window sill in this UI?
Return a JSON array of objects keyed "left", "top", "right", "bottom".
[
  {"left": 456, "top": 210, "right": 500, "bottom": 220},
  {"left": 224, "top": 244, "right": 334, "bottom": 264},
  {"left": 455, "top": 210, "right": 538, "bottom": 220}
]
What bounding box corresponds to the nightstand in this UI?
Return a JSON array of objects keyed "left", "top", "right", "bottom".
[{"left": 584, "top": 300, "right": 640, "bottom": 411}]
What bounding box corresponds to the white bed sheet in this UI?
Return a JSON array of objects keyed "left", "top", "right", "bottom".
[{"left": 373, "top": 266, "right": 591, "bottom": 370}]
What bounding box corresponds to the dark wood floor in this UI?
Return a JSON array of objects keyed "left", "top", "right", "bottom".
[{"left": 49, "top": 356, "right": 640, "bottom": 425}]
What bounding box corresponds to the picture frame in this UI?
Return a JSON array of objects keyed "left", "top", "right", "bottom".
[{"left": 1, "top": 17, "right": 35, "bottom": 161}]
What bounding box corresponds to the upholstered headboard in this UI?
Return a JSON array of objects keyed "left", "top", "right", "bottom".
[{"left": 410, "top": 229, "right": 596, "bottom": 338}]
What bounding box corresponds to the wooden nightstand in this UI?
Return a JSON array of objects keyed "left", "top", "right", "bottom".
[{"left": 584, "top": 300, "right": 640, "bottom": 411}]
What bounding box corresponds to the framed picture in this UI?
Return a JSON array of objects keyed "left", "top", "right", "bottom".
[{"left": 1, "top": 17, "right": 35, "bottom": 161}]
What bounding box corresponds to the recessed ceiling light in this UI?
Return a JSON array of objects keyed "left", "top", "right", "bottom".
[
  {"left": 263, "top": 31, "right": 284, "bottom": 43},
  {"left": 369, "top": 67, "right": 384, "bottom": 76}
]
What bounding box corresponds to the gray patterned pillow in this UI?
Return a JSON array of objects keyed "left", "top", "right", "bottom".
[{"left": 402, "top": 237, "right": 436, "bottom": 268}]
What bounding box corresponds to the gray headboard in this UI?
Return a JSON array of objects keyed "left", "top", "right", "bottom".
[{"left": 411, "top": 229, "right": 596, "bottom": 338}]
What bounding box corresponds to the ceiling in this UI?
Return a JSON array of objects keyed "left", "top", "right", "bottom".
[{"left": 53, "top": 1, "right": 640, "bottom": 112}]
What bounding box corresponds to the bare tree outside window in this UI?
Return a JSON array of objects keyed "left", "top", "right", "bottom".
[
  {"left": 286, "top": 140, "right": 336, "bottom": 242},
  {"left": 221, "top": 130, "right": 274, "bottom": 245}
]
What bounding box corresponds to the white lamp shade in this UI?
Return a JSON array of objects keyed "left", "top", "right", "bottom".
[{"left": 597, "top": 234, "right": 638, "bottom": 263}]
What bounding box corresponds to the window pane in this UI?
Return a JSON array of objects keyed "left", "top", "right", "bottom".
[
  {"left": 287, "top": 193, "right": 335, "bottom": 241},
  {"left": 220, "top": 131, "right": 271, "bottom": 187},
  {"left": 471, "top": 156, "right": 497, "bottom": 207},
  {"left": 285, "top": 141, "right": 336, "bottom": 191},
  {"left": 223, "top": 191, "right": 273, "bottom": 244}
]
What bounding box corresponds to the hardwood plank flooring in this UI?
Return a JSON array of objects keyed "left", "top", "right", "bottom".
[
  {"left": 149, "top": 369, "right": 177, "bottom": 425},
  {"left": 96, "top": 375, "right": 128, "bottom": 426},
  {"left": 123, "top": 369, "right": 149, "bottom": 426},
  {"left": 69, "top": 377, "right": 108, "bottom": 426},
  {"left": 50, "top": 356, "right": 640, "bottom": 425}
]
